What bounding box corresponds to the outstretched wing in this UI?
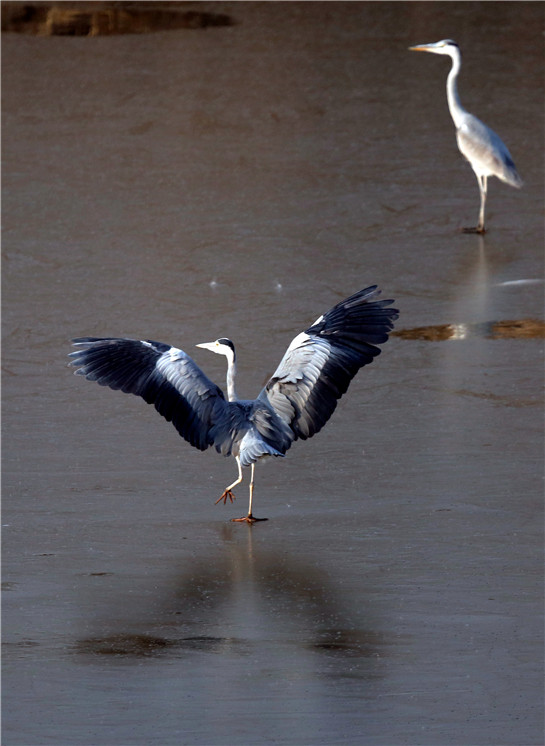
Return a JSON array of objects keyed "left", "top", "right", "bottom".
[
  {"left": 69, "top": 337, "right": 228, "bottom": 451},
  {"left": 259, "top": 286, "right": 398, "bottom": 442}
]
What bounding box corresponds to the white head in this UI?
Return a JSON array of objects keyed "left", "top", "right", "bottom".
[
  {"left": 409, "top": 39, "right": 459, "bottom": 57},
  {"left": 196, "top": 338, "right": 237, "bottom": 400},
  {"left": 196, "top": 338, "right": 236, "bottom": 361}
]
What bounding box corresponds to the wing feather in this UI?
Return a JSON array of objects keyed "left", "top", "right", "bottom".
[
  {"left": 260, "top": 286, "right": 398, "bottom": 441},
  {"left": 456, "top": 115, "right": 522, "bottom": 187},
  {"left": 69, "top": 337, "right": 227, "bottom": 451}
]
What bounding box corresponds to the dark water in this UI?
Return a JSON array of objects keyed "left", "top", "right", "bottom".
[{"left": 2, "top": 3, "right": 544, "bottom": 745}]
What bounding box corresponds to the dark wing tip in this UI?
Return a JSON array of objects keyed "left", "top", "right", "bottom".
[
  {"left": 331, "top": 285, "right": 398, "bottom": 312},
  {"left": 67, "top": 336, "right": 224, "bottom": 452},
  {"left": 308, "top": 285, "right": 399, "bottom": 339},
  {"left": 71, "top": 336, "right": 108, "bottom": 345}
]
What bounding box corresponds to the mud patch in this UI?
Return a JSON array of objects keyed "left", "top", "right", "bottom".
[
  {"left": 74, "top": 633, "right": 179, "bottom": 657},
  {"left": 74, "top": 633, "right": 239, "bottom": 657},
  {"left": 393, "top": 319, "right": 545, "bottom": 341},
  {"left": 1, "top": 2, "right": 235, "bottom": 36},
  {"left": 452, "top": 389, "right": 538, "bottom": 407}
]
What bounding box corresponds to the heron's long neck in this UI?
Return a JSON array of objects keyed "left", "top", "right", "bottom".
[
  {"left": 446, "top": 49, "right": 467, "bottom": 129},
  {"left": 225, "top": 351, "right": 238, "bottom": 402}
]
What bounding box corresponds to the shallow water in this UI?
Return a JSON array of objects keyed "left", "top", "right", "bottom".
[{"left": 2, "top": 3, "right": 544, "bottom": 745}]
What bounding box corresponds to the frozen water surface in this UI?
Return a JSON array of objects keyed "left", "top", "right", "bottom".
[{"left": 2, "top": 2, "right": 543, "bottom": 745}]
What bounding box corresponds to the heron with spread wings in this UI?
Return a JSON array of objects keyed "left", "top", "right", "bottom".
[
  {"left": 70, "top": 286, "right": 398, "bottom": 522},
  {"left": 410, "top": 39, "right": 522, "bottom": 234}
]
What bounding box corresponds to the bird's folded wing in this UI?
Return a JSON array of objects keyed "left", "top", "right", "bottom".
[
  {"left": 69, "top": 337, "right": 227, "bottom": 451},
  {"left": 259, "top": 286, "right": 398, "bottom": 441},
  {"left": 457, "top": 118, "right": 522, "bottom": 186}
]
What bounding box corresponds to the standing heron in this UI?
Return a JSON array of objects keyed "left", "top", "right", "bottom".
[
  {"left": 409, "top": 39, "right": 522, "bottom": 234},
  {"left": 69, "top": 286, "right": 398, "bottom": 523}
]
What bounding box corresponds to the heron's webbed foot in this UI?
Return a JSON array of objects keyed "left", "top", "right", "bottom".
[
  {"left": 462, "top": 225, "right": 486, "bottom": 234},
  {"left": 216, "top": 489, "right": 235, "bottom": 505},
  {"left": 231, "top": 514, "right": 268, "bottom": 524}
]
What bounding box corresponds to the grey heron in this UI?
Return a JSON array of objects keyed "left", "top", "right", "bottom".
[
  {"left": 409, "top": 39, "right": 522, "bottom": 234},
  {"left": 69, "top": 286, "right": 398, "bottom": 523}
]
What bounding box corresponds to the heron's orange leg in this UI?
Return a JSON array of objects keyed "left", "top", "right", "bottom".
[
  {"left": 215, "top": 457, "right": 242, "bottom": 507},
  {"left": 463, "top": 174, "right": 487, "bottom": 233},
  {"left": 230, "top": 464, "right": 268, "bottom": 522},
  {"left": 231, "top": 514, "right": 268, "bottom": 523}
]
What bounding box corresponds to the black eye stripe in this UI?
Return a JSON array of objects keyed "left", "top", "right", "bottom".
[{"left": 216, "top": 338, "right": 235, "bottom": 353}]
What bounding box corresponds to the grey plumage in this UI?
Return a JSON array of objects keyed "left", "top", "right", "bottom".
[
  {"left": 410, "top": 39, "right": 522, "bottom": 233},
  {"left": 70, "top": 285, "right": 398, "bottom": 521},
  {"left": 456, "top": 119, "right": 521, "bottom": 188}
]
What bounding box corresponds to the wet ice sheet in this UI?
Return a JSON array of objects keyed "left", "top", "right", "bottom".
[{"left": 2, "top": 2, "right": 544, "bottom": 745}]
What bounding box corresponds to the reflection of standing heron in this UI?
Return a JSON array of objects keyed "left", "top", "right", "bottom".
[
  {"left": 410, "top": 39, "right": 522, "bottom": 234},
  {"left": 70, "top": 286, "right": 398, "bottom": 523}
]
